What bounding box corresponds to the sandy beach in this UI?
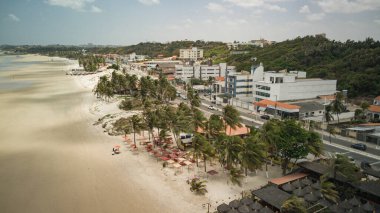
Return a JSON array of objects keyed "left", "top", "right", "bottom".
[{"left": 0, "top": 55, "right": 203, "bottom": 213}]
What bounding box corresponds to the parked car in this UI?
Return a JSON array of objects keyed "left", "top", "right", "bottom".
[
  {"left": 208, "top": 105, "right": 216, "bottom": 110},
  {"left": 211, "top": 100, "right": 216, "bottom": 104},
  {"left": 260, "top": 115, "right": 270, "bottom": 120},
  {"left": 351, "top": 143, "right": 367, "bottom": 151}
]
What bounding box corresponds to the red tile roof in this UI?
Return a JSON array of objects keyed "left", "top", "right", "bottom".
[
  {"left": 254, "top": 99, "right": 300, "bottom": 110},
  {"left": 214, "top": 76, "right": 225, "bottom": 82},
  {"left": 369, "top": 105, "right": 380, "bottom": 113},
  {"left": 269, "top": 173, "right": 309, "bottom": 185},
  {"left": 375, "top": 96, "right": 380, "bottom": 101},
  {"left": 197, "top": 123, "right": 250, "bottom": 136}
]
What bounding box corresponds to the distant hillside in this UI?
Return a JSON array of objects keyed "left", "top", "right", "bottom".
[
  {"left": 225, "top": 36, "right": 380, "bottom": 98},
  {"left": 88, "top": 40, "right": 228, "bottom": 58}
]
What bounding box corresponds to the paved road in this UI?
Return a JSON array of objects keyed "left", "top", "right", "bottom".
[
  {"left": 322, "top": 135, "right": 380, "bottom": 156},
  {"left": 323, "top": 143, "right": 380, "bottom": 170}
]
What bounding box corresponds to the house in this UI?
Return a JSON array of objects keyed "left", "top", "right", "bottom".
[
  {"left": 254, "top": 99, "right": 300, "bottom": 119},
  {"left": 368, "top": 96, "right": 380, "bottom": 121},
  {"left": 291, "top": 101, "right": 325, "bottom": 119},
  {"left": 197, "top": 123, "right": 250, "bottom": 137}
]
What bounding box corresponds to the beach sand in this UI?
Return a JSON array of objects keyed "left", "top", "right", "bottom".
[{"left": 0, "top": 55, "right": 203, "bottom": 213}]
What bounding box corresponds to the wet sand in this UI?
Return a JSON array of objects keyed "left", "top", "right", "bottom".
[{"left": 0, "top": 55, "right": 200, "bottom": 213}]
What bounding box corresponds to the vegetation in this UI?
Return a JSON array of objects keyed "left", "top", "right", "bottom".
[
  {"left": 189, "top": 178, "right": 208, "bottom": 195},
  {"left": 226, "top": 36, "right": 380, "bottom": 98},
  {"left": 281, "top": 196, "right": 307, "bottom": 213}
]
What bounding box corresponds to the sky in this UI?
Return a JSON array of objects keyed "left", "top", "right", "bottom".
[{"left": 1, "top": 0, "right": 380, "bottom": 45}]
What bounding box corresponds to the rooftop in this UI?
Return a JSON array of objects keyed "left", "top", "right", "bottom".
[
  {"left": 269, "top": 173, "right": 309, "bottom": 185},
  {"left": 251, "top": 185, "right": 291, "bottom": 210},
  {"left": 292, "top": 101, "right": 324, "bottom": 113},
  {"left": 368, "top": 105, "right": 380, "bottom": 113},
  {"left": 255, "top": 99, "right": 301, "bottom": 110},
  {"left": 375, "top": 96, "right": 380, "bottom": 101}
]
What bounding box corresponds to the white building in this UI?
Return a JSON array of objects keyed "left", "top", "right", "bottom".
[
  {"left": 175, "top": 63, "right": 235, "bottom": 81},
  {"left": 226, "top": 71, "right": 253, "bottom": 98},
  {"left": 251, "top": 64, "right": 337, "bottom": 102},
  {"left": 179, "top": 47, "right": 203, "bottom": 60}
]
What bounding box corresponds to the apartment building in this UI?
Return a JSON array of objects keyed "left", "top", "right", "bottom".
[
  {"left": 251, "top": 64, "right": 337, "bottom": 102},
  {"left": 226, "top": 71, "right": 253, "bottom": 98},
  {"left": 179, "top": 47, "right": 203, "bottom": 60},
  {"left": 174, "top": 63, "right": 235, "bottom": 81}
]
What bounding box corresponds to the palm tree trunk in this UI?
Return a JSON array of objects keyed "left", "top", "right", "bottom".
[
  {"left": 204, "top": 156, "right": 207, "bottom": 172},
  {"left": 133, "top": 131, "right": 136, "bottom": 146}
]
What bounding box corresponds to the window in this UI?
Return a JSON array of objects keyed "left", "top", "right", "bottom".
[
  {"left": 256, "top": 85, "right": 270, "bottom": 91},
  {"left": 256, "top": 91, "right": 270, "bottom": 97}
]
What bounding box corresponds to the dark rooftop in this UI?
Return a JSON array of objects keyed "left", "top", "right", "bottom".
[
  {"left": 292, "top": 101, "right": 324, "bottom": 113},
  {"left": 251, "top": 185, "right": 291, "bottom": 210}
]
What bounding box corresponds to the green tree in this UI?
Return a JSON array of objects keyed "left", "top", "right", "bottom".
[
  {"left": 330, "top": 92, "right": 345, "bottom": 124},
  {"left": 239, "top": 134, "right": 267, "bottom": 176},
  {"left": 324, "top": 105, "right": 334, "bottom": 125},
  {"left": 189, "top": 178, "right": 208, "bottom": 195},
  {"left": 222, "top": 105, "right": 242, "bottom": 135},
  {"left": 129, "top": 115, "right": 145, "bottom": 146},
  {"left": 281, "top": 196, "right": 307, "bottom": 213},
  {"left": 320, "top": 176, "right": 339, "bottom": 203},
  {"left": 327, "top": 126, "right": 336, "bottom": 144},
  {"left": 229, "top": 167, "right": 244, "bottom": 187}
]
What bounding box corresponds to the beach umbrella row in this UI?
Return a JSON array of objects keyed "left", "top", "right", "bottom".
[{"left": 217, "top": 200, "right": 267, "bottom": 213}]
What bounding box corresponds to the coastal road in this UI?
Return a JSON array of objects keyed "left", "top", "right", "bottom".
[{"left": 321, "top": 134, "right": 380, "bottom": 156}]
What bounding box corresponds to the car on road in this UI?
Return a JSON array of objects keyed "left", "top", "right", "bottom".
[
  {"left": 208, "top": 105, "right": 216, "bottom": 110},
  {"left": 260, "top": 115, "right": 270, "bottom": 120},
  {"left": 351, "top": 143, "right": 367, "bottom": 151}
]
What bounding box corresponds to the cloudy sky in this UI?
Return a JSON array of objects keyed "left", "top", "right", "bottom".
[{"left": 1, "top": 0, "right": 380, "bottom": 45}]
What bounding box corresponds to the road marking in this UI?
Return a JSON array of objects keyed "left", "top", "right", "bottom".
[
  {"left": 323, "top": 140, "right": 380, "bottom": 161},
  {"left": 370, "top": 161, "right": 380, "bottom": 165}
]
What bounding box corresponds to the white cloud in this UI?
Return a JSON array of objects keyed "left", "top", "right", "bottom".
[
  {"left": 91, "top": 5, "right": 102, "bottom": 13},
  {"left": 225, "top": 0, "right": 288, "bottom": 12},
  {"left": 306, "top": 13, "right": 325, "bottom": 21},
  {"left": 206, "top": 2, "right": 227, "bottom": 13},
  {"left": 317, "top": 0, "right": 380, "bottom": 13},
  {"left": 374, "top": 19, "right": 380, "bottom": 24},
  {"left": 138, "top": 0, "right": 160, "bottom": 6},
  {"left": 8, "top": 14, "right": 20, "bottom": 22},
  {"left": 45, "top": 0, "right": 94, "bottom": 10},
  {"left": 299, "top": 5, "right": 310, "bottom": 14}
]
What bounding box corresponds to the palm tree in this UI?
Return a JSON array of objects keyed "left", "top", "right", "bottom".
[
  {"left": 219, "top": 136, "right": 243, "bottom": 169},
  {"left": 324, "top": 105, "right": 334, "bottom": 125},
  {"left": 239, "top": 135, "right": 267, "bottom": 176},
  {"left": 192, "top": 108, "right": 206, "bottom": 133},
  {"left": 223, "top": 105, "right": 242, "bottom": 135},
  {"left": 191, "top": 133, "right": 207, "bottom": 167},
  {"left": 189, "top": 178, "right": 208, "bottom": 195},
  {"left": 281, "top": 196, "right": 307, "bottom": 213},
  {"left": 330, "top": 92, "right": 345, "bottom": 124},
  {"left": 142, "top": 109, "right": 156, "bottom": 144},
  {"left": 201, "top": 139, "right": 215, "bottom": 172},
  {"left": 129, "top": 115, "right": 145, "bottom": 146},
  {"left": 114, "top": 117, "right": 132, "bottom": 139},
  {"left": 320, "top": 176, "right": 339, "bottom": 203},
  {"left": 306, "top": 131, "right": 323, "bottom": 158},
  {"left": 229, "top": 167, "right": 244, "bottom": 187},
  {"left": 206, "top": 114, "right": 224, "bottom": 139},
  {"left": 327, "top": 125, "right": 336, "bottom": 144}
]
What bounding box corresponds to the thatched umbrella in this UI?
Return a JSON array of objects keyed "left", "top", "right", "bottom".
[
  {"left": 303, "top": 185, "right": 312, "bottom": 194},
  {"left": 238, "top": 205, "right": 250, "bottom": 213},
  {"left": 329, "top": 204, "right": 345, "bottom": 213},
  {"left": 281, "top": 182, "right": 294, "bottom": 192},
  {"left": 293, "top": 187, "right": 305, "bottom": 197},
  {"left": 305, "top": 192, "right": 318, "bottom": 203},
  {"left": 340, "top": 199, "right": 353, "bottom": 210},
  {"left": 349, "top": 196, "right": 361, "bottom": 207},
  {"left": 301, "top": 178, "right": 312, "bottom": 186},
  {"left": 227, "top": 209, "right": 239, "bottom": 213},
  {"left": 250, "top": 201, "right": 263, "bottom": 211},
  {"left": 229, "top": 200, "right": 240, "bottom": 209},
  {"left": 240, "top": 197, "right": 254, "bottom": 206},
  {"left": 362, "top": 201, "right": 374, "bottom": 212},
  {"left": 311, "top": 181, "right": 321, "bottom": 190},
  {"left": 291, "top": 180, "right": 302, "bottom": 188},
  {"left": 217, "top": 203, "right": 231, "bottom": 213},
  {"left": 318, "top": 198, "right": 332, "bottom": 207},
  {"left": 312, "top": 190, "right": 322, "bottom": 198},
  {"left": 259, "top": 206, "right": 274, "bottom": 213}
]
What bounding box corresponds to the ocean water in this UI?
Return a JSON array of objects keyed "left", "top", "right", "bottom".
[{"left": 0, "top": 55, "right": 65, "bottom": 91}]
